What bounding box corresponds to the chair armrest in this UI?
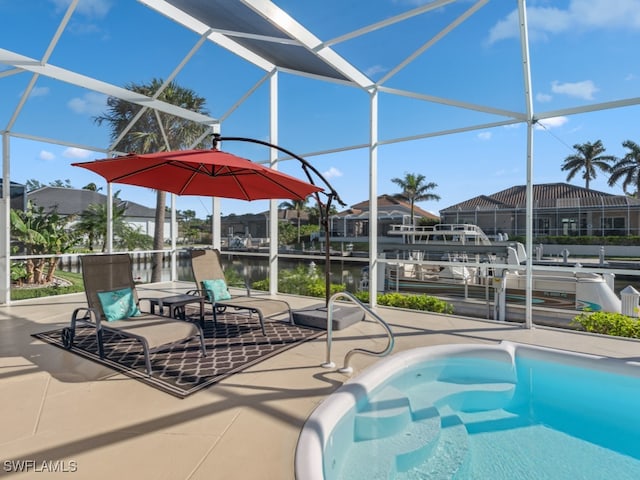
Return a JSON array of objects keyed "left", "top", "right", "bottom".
[
  {"left": 187, "top": 288, "right": 217, "bottom": 305},
  {"left": 72, "top": 306, "right": 101, "bottom": 327}
]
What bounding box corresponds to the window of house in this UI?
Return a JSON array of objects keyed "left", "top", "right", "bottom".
[
  {"left": 536, "top": 218, "right": 550, "bottom": 235},
  {"left": 602, "top": 217, "right": 625, "bottom": 235},
  {"left": 561, "top": 217, "right": 578, "bottom": 235}
]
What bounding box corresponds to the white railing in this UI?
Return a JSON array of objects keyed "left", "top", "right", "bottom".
[{"left": 322, "top": 291, "right": 394, "bottom": 374}]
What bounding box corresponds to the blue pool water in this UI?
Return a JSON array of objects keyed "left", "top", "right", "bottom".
[{"left": 297, "top": 343, "right": 640, "bottom": 480}]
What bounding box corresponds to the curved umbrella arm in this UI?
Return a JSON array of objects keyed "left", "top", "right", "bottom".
[
  {"left": 212, "top": 134, "right": 346, "bottom": 307},
  {"left": 212, "top": 134, "right": 346, "bottom": 208}
]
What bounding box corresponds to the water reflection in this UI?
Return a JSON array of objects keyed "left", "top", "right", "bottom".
[
  {"left": 58, "top": 252, "right": 639, "bottom": 297},
  {"left": 58, "top": 252, "right": 363, "bottom": 292}
]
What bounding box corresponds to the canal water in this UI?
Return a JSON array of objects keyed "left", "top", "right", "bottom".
[
  {"left": 59, "top": 251, "right": 639, "bottom": 297},
  {"left": 59, "top": 252, "right": 367, "bottom": 293}
]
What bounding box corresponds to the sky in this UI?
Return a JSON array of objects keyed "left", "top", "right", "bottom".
[{"left": 1, "top": 0, "right": 640, "bottom": 219}]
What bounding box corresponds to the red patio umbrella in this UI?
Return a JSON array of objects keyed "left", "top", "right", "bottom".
[
  {"left": 75, "top": 139, "right": 344, "bottom": 307},
  {"left": 72, "top": 148, "right": 322, "bottom": 201}
]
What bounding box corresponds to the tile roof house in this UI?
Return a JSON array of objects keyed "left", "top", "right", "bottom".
[
  {"left": 440, "top": 183, "right": 640, "bottom": 237},
  {"left": 330, "top": 194, "right": 439, "bottom": 239},
  {"left": 221, "top": 209, "right": 311, "bottom": 237},
  {"left": 20, "top": 187, "right": 170, "bottom": 239}
]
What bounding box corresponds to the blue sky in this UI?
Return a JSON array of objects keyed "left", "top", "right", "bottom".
[{"left": 1, "top": 0, "right": 640, "bottom": 219}]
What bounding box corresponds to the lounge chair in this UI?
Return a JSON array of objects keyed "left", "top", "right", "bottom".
[
  {"left": 62, "top": 253, "right": 206, "bottom": 375},
  {"left": 189, "top": 248, "right": 292, "bottom": 335}
]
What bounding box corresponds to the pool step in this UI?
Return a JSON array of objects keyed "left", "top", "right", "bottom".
[
  {"left": 393, "top": 406, "right": 441, "bottom": 472},
  {"left": 346, "top": 403, "right": 442, "bottom": 479},
  {"left": 354, "top": 386, "right": 412, "bottom": 441},
  {"left": 408, "top": 380, "right": 516, "bottom": 414},
  {"left": 436, "top": 381, "right": 516, "bottom": 412},
  {"left": 348, "top": 382, "right": 513, "bottom": 478},
  {"left": 396, "top": 410, "right": 471, "bottom": 480}
]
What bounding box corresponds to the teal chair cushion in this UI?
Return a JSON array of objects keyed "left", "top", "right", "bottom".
[
  {"left": 97, "top": 287, "right": 141, "bottom": 321},
  {"left": 201, "top": 279, "right": 232, "bottom": 302}
]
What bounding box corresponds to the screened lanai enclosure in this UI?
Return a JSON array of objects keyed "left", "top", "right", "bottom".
[{"left": 2, "top": 1, "right": 640, "bottom": 328}]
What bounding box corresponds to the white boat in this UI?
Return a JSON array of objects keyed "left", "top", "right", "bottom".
[{"left": 378, "top": 223, "right": 621, "bottom": 318}]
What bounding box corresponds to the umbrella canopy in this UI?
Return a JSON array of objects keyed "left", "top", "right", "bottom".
[{"left": 72, "top": 149, "right": 322, "bottom": 201}]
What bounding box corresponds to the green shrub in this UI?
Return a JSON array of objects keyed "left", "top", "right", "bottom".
[
  {"left": 531, "top": 235, "right": 640, "bottom": 246},
  {"left": 571, "top": 311, "right": 640, "bottom": 338},
  {"left": 222, "top": 266, "right": 245, "bottom": 288},
  {"left": 10, "top": 261, "right": 27, "bottom": 284},
  {"left": 252, "top": 264, "right": 345, "bottom": 298},
  {"left": 355, "top": 291, "right": 454, "bottom": 314},
  {"left": 10, "top": 271, "right": 84, "bottom": 301}
]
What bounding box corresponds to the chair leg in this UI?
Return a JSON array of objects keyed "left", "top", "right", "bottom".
[
  {"left": 140, "top": 339, "right": 152, "bottom": 376},
  {"left": 212, "top": 305, "right": 218, "bottom": 329},
  {"left": 96, "top": 328, "right": 105, "bottom": 359},
  {"left": 256, "top": 311, "right": 266, "bottom": 336},
  {"left": 199, "top": 332, "right": 207, "bottom": 357}
]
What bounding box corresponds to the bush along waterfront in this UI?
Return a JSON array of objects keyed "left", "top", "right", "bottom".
[
  {"left": 252, "top": 264, "right": 346, "bottom": 298},
  {"left": 252, "top": 263, "right": 454, "bottom": 314},
  {"left": 571, "top": 311, "right": 640, "bottom": 339},
  {"left": 355, "top": 291, "right": 454, "bottom": 314}
]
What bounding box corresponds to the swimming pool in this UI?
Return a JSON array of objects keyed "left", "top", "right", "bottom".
[{"left": 295, "top": 342, "right": 640, "bottom": 479}]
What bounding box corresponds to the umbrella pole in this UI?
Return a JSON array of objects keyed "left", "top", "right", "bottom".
[
  {"left": 322, "top": 202, "right": 331, "bottom": 308},
  {"left": 212, "top": 134, "right": 346, "bottom": 308}
]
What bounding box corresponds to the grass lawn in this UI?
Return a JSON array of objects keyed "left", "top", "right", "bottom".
[{"left": 11, "top": 270, "right": 84, "bottom": 301}]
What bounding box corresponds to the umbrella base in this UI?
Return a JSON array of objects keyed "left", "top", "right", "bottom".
[{"left": 292, "top": 303, "right": 364, "bottom": 330}]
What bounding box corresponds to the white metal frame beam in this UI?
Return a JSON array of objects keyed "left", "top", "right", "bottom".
[
  {"left": 0, "top": 49, "right": 217, "bottom": 126},
  {"left": 109, "top": 27, "right": 217, "bottom": 151},
  {"left": 242, "top": 0, "right": 373, "bottom": 89},
  {"left": 378, "top": 0, "right": 490, "bottom": 86},
  {"left": 139, "top": 0, "right": 276, "bottom": 72},
  {"left": 519, "top": 0, "right": 535, "bottom": 329}
]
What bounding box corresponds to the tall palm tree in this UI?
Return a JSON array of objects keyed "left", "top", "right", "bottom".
[
  {"left": 279, "top": 198, "right": 308, "bottom": 244},
  {"left": 608, "top": 140, "right": 640, "bottom": 197},
  {"left": 561, "top": 140, "right": 615, "bottom": 190},
  {"left": 94, "top": 79, "right": 209, "bottom": 281},
  {"left": 391, "top": 173, "right": 440, "bottom": 227}
]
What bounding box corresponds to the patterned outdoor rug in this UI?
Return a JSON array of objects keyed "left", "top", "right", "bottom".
[{"left": 33, "top": 312, "right": 325, "bottom": 398}]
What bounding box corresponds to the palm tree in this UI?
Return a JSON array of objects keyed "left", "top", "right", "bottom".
[
  {"left": 279, "top": 198, "right": 308, "bottom": 245},
  {"left": 77, "top": 201, "right": 127, "bottom": 252},
  {"left": 561, "top": 140, "right": 615, "bottom": 190},
  {"left": 391, "top": 173, "right": 440, "bottom": 227},
  {"left": 82, "top": 182, "right": 102, "bottom": 192},
  {"left": 608, "top": 140, "right": 640, "bottom": 197},
  {"left": 94, "top": 79, "right": 209, "bottom": 281}
]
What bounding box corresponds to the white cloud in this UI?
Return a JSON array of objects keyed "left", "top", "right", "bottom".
[
  {"left": 365, "top": 65, "right": 387, "bottom": 77},
  {"left": 551, "top": 80, "right": 598, "bottom": 100},
  {"left": 50, "top": 0, "right": 112, "bottom": 18},
  {"left": 39, "top": 150, "right": 55, "bottom": 161},
  {"left": 27, "top": 86, "right": 50, "bottom": 98},
  {"left": 535, "top": 116, "right": 569, "bottom": 130},
  {"left": 536, "top": 92, "right": 552, "bottom": 102},
  {"left": 67, "top": 92, "right": 107, "bottom": 115},
  {"left": 625, "top": 73, "right": 636, "bottom": 81},
  {"left": 323, "top": 167, "right": 343, "bottom": 179},
  {"left": 488, "top": 0, "right": 640, "bottom": 44},
  {"left": 63, "top": 147, "right": 92, "bottom": 159},
  {"left": 477, "top": 131, "right": 492, "bottom": 141}
]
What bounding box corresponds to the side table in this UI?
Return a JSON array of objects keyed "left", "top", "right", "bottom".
[{"left": 148, "top": 294, "right": 205, "bottom": 326}]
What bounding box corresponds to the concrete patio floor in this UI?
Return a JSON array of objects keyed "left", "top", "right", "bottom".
[{"left": 2, "top": 281, "right": 640, "bottom": 479}]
